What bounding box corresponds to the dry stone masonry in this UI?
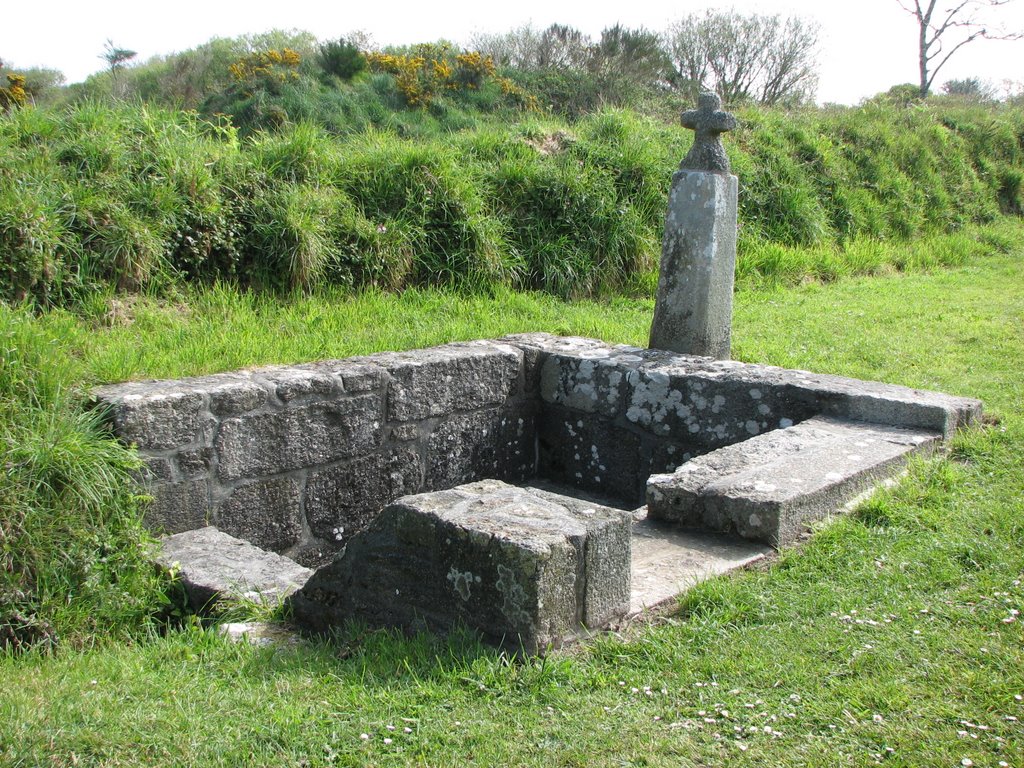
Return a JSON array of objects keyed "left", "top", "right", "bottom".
[
  {"left": 95, "top": 333, "right": 981, "bottom": 651},
  {"left": 93, "top": 340, "right": 537, "bottom": 565}
]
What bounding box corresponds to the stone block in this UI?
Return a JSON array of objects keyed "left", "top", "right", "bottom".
[
  {"left": 539, "top": 351, "right": 629, "bottom": 417},
  {"left": 156, "top": 526, "right": 312, "bottom": 609},
  {"left": 95, "top": 387, "right": 206, "bottom": 451},
  {"left": 305, "top": 449, "right": 423, "bottom": 544},
  {"left": 623, "top": 366, "right": 817, "bottom": 446},
  {"left": 178, "top": 447, "right": 213, "bottom": 478},
  {"left": 141, "top": 456, "right": 174, "bottom": 483},
  {"left": 261, "top": 368, "right": 342, "bottom": 403},
  {"left": 646, "top": 415, "right": 941, "bottom": 547},
  {"left": 291, "top": 480, "right": 632, "bottom": 654},
  {"left": 425, "top": 406, "right": 536, "bottom": 491},
  {"left": 217, "top": 477, "right": 303, "bottom": 552},
  {"left": 144, "top": 479, "right": 209, "bottom": 534},
  {"left": 208, "top": 379, "right": 268, "bottom": 416},
  {"left": 379, "top": 342, "right": 521, "bottom": 422},
  {"left": 538, "top": 409, "right": 642, "bottom": 503},
  {"left": 215, "top": 394, "right": 383, "bottom": 480}
]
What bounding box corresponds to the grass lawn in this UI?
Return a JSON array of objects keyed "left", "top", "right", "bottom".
[{"left": 1, "top": 237, "right": 1022, "bottom": 767}]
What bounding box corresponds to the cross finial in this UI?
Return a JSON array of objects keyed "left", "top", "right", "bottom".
[{"left": 679, "top": 91, "right": 737, "bottom": 174}]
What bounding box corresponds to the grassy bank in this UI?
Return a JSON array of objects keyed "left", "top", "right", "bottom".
[
  {"left": 1, "top": 222, "right": 1022, "bottom": 766},
  {"left": 3, "top": 100, "right": 1022, "bottom": 304}
]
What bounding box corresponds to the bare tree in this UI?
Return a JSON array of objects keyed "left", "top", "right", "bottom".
[
  {"left": 664, "top": 11, "right": 819, "bottom": 106},
  {"left": 896, "top": 0, "right": 1022, "bottom": 97},
  {"left": 470, "top": 23, "right": 591, "bottom": 70}
]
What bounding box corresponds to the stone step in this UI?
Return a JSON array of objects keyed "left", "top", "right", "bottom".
[
  {"left": 156, "top": 526, "right": 313, "bottom": 610},
  {"left": 521, "top": 479, "right": 772, "bottom": 616},
  {"left": 628, "top": 512, "right": 771, "bottom": 614},
  {"left": 291, "top": 479, "right": 633, "bottom": 654},
  {"left": 646, "top": 415, "right": 941, "bottom": 547}
]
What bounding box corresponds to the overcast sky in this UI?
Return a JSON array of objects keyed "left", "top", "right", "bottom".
[{"left": 4, "top": 0, "right": 1023, "bottom": 104}]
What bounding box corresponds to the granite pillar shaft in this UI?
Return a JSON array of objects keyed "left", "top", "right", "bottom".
[{"left": 649, "top": 170, "right": 738, "bottom": 359}]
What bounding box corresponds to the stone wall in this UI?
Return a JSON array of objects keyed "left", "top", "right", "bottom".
[
  {"left": 93, "top": 341, "right": 538, "bottom": 564},
  {"left": 94, "top": 333, "right": 981, "bottom": 561},
  {"left": 508, "top": 333, "right": 980, "bottom": 504}
]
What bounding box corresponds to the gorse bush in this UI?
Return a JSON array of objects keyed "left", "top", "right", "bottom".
[{"left": 0, "top": 98, "right": 1021, "bottom": 305}]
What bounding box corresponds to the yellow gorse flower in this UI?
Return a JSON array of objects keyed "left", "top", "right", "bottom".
[{"left": 364, "top": 48, "right": 536, "bottom": 110}]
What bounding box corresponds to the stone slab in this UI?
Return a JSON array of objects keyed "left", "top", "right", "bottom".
[
  {"left": 156, "top": 526, "right": 313, "bottom": 609},
  {"left": 646, "top": 415, "right": 941, "bottom": 546},
  {"left": 290, "top": 480, "right": 632, "bottom": 653},
  {"left": 504, "top": 333, "right": 983, "bottom": 438},
  {"left": 629, "top": 512, "right": 771, "bottom": 615}
]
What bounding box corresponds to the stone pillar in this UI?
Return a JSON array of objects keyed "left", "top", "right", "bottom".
[
  {"left": 648, "top": 170, "right": 738, "bottom": 358},
  {"left": 649, "top": 91, "right": 739, "bottom": 359}
]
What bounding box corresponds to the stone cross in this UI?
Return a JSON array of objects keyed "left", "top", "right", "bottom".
[
  {"left": 649, "top": 92, "right": 739, "bottom": 359},
  {"left": 679, "top": 92, "right": 737, "bottom": 174}
]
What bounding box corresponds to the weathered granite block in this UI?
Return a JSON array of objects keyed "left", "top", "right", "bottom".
[
  {"left": 305, "top": 449, "right": 423, "bottom": 544},
  {"left": 157, "top": 526, "right": 312, "bottom": 609},
  {"left": 207, "top": 378, "right": 268, "bottom": 416},
  {"left": 380, "top": 342, "right": 521, "bottom": 421},
  {"left": 145, "top": 479, "right": 209, "bottom": 534},
  {"left": 425, "top": 406, "right": 537, "bottom": 491},
  {"left": 217, "top": 477, "right": 304, "bottom": 552},
  {"left": 539, "top": 352, "right": 629, "bottom": 417},
  {"left": 538, "top": 409, "right": 643, "bottom": 503},
  {"left": 215, "top": 394, "right": 383, "bottom": 480},
  {"left": 142, "top": 456, "right": 174, "bottom": 483},
  {"left": 178, "top": 447, "right": 213, "bottom": 478},
  {"left": 291, "top": 480, "right": 632, "bottom": 653},
  {"left": 623, "top": 367, "right": 818, "bottom": 446},
  {"left": 260, "top": 368, "right": 342, "bottom": 403},
  {"left": 646, "top": 415, "right": 942, "bottom": 546},
  {"left": 94, "top": 387, "right": 206, "bottom": 451}
]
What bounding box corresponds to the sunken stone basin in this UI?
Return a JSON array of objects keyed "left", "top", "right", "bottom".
[{"left": 93, "top": 333, "right": 982, "bottom": 650}]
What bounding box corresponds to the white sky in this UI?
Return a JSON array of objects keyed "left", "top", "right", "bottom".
[{"left": 3, "top": 0, "right": 1023, "bottom": 104}]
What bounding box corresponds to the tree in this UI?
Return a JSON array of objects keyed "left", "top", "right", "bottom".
[
  {"left": 896, "top": 0, "right": 1023, "bottom": 97},
  {"left": 664, "top": 10, "right": 820, "bottom": 106},
  {"left": 317, "top": 37, "right": 367, "bottom": 81},
  {"left": 100, "top": 40, "right": 137, "bottom": 98},
  {"left": 470, "top": 23, "right": 591, "bottom": 70}
]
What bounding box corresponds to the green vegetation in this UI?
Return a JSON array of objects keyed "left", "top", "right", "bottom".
[
  {"left": 0, "top": 310, "right": 171, "bottom": 651},
  {"left": 1, "top": 231, "right": 1021, "bottom": 766},
  {"left": 1, "top": 21, "right": 1023, "bottom": 766},
  {"left": 2, "top": 98, "right": 1022, "bottom": 304}
]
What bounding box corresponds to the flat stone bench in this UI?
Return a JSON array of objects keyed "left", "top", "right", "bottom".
[
  {"left": 290, "top": 479, "right": 632, "bottom": 654},
  {"left": 645, "top": 415, "right": 941, "bottom": 546},
  {"left": 156, "top": 526, "right": 313, "bottom": 609}
]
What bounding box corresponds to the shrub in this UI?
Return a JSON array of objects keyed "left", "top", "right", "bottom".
[
  {"left": 0, "top": 73, "right": 27, "bottom": 112},
  {"left": 318, "top": 38, "right": 367, "bottom": 81}
]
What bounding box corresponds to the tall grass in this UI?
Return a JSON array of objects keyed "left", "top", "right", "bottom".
[
  {"left": 0, "top": 307, "right": 168, "bottom": 651},
  {"left": 1, "top": 100, "right": 1022, "bottom": 305}
]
